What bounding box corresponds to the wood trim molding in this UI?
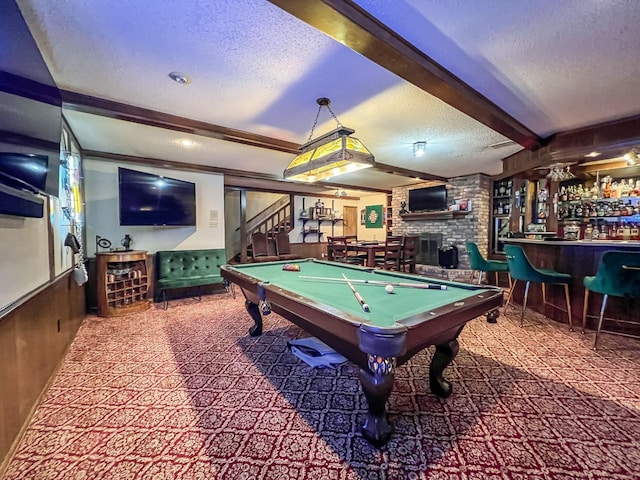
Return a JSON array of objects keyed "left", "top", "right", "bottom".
[
  {"left": 499, "top": 114, "right": 640, "bottom": 179},
  {"left": 373, "top": 162, "right": 447, "bottom": 182},
  {"left": 82, "top": 150, "right": 390, "bottom": 195},
  {"left": 61, "top": 90, "right": 301, "bottom": 154},
  {"left": 400, "top": 210, "right": 470, "bottom": 220}
]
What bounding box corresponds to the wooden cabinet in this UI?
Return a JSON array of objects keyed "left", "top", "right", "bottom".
[{"left": 96, "top": 250, "right": 150, "bottom": 317}]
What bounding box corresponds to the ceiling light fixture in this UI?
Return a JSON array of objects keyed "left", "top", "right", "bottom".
[
  {"left": 413, "top": 141, "right": 427, "bottom": 157},
  {"left": 487, "top": 140, "right": 516, "bottom": 149},
  {"left": 584, "top": 151, "right": 601, "bottom": 158},
  {"left": 168, "top": 71, "right": 192, "bottom": 85},
  {"left": 283, "top": 97, "right": 374, "bottom": 183}
]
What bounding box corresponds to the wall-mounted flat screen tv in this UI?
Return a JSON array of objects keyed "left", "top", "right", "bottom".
[
  {"left": 408, "top": 185, "right": 448, "bottom": 212},
  {"left": 118, "top": 167, "right": 196, "bottom": 226},
  {"left": 0, "top": 152, "right": 49, "bottom": 193}
]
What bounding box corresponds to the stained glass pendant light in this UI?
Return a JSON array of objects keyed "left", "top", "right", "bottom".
[{"left": 283, "top": 98, "right": 374, "bottom": 183}]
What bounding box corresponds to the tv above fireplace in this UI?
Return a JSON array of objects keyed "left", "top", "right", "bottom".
[{"left": 408, "top": 185, "right": 448, "bottom": 212}]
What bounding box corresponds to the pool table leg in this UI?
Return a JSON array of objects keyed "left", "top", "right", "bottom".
[
  {"left": 244, "top": 300, "right": 263, "bottom": 337},
  {"left": 359, "top": 362, "right": 395, "bottom": 448},
  {"left": 429, "top": 339, "right": 459, "bottom": 398},
  {"left": 485, "top": 308, "right": 500, "bottom": 323}
]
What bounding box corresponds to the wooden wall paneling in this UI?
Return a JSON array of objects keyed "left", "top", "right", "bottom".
[
  {"left": 0, "top": 316, "right": 18, "bottom": 467},
  {"left": 0, "top": 270, "right": 85, "bottom": 469},
  {"left": 14, "top": 294, "right": 59, "bottom": 419}
]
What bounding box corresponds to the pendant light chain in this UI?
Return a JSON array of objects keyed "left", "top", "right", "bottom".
[
  {"left": 306, "top": 98, "right": 343, "bottom": 142},
  {"left": 325, "top": 103, "right": 343, "bottom": 129}
]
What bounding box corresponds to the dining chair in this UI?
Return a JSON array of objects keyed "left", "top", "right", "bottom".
[
  {"left": 582, "top": 251, "right": 640, "bottom": 349},
  {"left": 504, "top": 244, "right": 572, "bottom": 329},
  {"left": 376, "top": 235, "right": 403, "bottom": 270},
  {"left": 466, "top": 241, "right": 511, "bottom": 288},
  {"left": 400, "top": 235, "right": 419, "bottom": 273}
]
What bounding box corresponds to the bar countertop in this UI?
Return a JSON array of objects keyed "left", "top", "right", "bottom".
[{"left": 502, "top": 238, "right": 640, "bottom": 248}]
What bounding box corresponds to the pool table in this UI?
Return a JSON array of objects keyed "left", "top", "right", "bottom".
[{"left": 220, "top": 259, "right": 502, "bottom": 447}]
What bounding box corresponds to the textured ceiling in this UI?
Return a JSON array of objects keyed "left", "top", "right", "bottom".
[{"left": 15, "top": 0, "right": 640, "bottom": 194}]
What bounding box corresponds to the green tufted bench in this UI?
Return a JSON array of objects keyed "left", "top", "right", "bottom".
[{"left": 156, "top": 249, "right": 232, "bottom": 309}]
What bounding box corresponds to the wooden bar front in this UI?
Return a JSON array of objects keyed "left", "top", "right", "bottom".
[{"left": 503, "top": 239, "right": 640, "bottom": 336}]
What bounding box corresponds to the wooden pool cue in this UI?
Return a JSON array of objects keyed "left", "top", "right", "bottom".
[
  {"left": 300, "top": 275, "right": 448, "bottom": 290},
  {"left": 341, "top": 273, "right": 370, "bottom": 312}
]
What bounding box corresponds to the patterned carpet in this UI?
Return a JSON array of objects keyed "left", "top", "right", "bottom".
[{"left": 2, "top": 293, "right": 640, "bottom": 480}]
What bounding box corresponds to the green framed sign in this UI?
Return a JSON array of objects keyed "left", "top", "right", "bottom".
[{"left": 365, "top": 205, "right": 383, "bottom": 228}]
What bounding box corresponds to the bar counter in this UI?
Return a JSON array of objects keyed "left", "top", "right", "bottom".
[{"left": 502, "top": 238, "right": 640, "bottom": 336}]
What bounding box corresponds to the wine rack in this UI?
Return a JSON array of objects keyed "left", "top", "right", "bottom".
[{"left": 96, "top": 250, "right": 150, "bottom": 317}]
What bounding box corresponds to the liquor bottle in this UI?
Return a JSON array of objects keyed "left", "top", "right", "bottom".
[{"left": 584, "top": 223, "right": 593, "bottom": 241}]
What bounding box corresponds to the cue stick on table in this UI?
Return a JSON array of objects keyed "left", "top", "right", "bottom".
[
  {"left": 341, "top": 273, "right": 370, "bottom": 312},
  {"left": 300, "top": 275, "right": 448, "bottom": 290}
]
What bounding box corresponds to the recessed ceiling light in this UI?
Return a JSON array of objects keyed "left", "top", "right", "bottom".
[
  {"left": 168, "top": 71, "right": 192, "bottom": 85},
  {"left": 174, "top": 139, "right": 197, "bottom": 148},
  {"left": 584, "top": 151, "right": 601, "bottom": 158}
]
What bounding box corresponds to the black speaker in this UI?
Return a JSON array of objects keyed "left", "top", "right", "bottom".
[
  {"left": 438, "top": 245, "right": 458, "bottom": 269},
  {"left": 0, "top": 184, "right": 44, "bottom": 218}
]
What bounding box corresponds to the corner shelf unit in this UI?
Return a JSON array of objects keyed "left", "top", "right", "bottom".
[{"left": 96, "top": 250, "right": 150, "bottom": 317}]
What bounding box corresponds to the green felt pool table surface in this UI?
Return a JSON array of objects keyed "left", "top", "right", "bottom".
[{"left": 224, "top": 258, "right": 496, "bottom": 328}]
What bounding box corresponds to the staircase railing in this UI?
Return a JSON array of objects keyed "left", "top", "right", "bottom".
[
  {"left": 246, "top": 195, "right": 293, "bottom": 239},
  {"left": 227, "top": 194, "right": 295, "bottom": 262}
]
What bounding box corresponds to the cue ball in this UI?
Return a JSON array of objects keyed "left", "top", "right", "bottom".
[{"left": 385, "top": 284, "right": 394, "bottom": 294}]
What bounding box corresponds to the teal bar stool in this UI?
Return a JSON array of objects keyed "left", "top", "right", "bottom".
[
  {"left": 582, "top": 251, "right": 640, "bottom": 349},
  {"left": 466, "top": 242, "right": 511, "bottom": 288},
  {"left": 504, "top": 245, "right": 573, "bottom": 329}
]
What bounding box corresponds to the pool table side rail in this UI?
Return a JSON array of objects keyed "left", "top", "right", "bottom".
[{"left": 400, "top": 290, "right": 503, "bottom": 358}]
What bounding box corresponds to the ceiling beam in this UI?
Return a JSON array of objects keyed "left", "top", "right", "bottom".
[
  {"left": 62, "top": 90, "right": 301, "bottom": 154},
  {"left": 268, "top": 0, "right": 542, "bottom": 150},
  {"left": 81, "top": 150, "right": 389, "bottom": 194},
  {"left": 373, "top": 162, "right": 446, "bottom": 182}
]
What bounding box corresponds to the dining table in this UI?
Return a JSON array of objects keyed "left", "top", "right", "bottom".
[{"left": 347, "top": 241, "right": 385, "bottom": 267}]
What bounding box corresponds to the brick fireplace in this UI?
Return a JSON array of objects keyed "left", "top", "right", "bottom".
[{"left": 390, "top": 174, "right": 491, "bottom": 269}]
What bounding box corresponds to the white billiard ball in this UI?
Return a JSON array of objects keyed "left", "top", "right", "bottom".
[{"left": 385, "top": 284, "right": 394, "bottom": 294}]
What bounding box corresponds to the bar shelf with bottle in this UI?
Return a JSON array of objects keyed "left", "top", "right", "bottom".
[
  {"left": 556, "top": 175, "right": 640, "bottom": 241},
  {"left": 492, "top": 179, "right": 513, "bottom": 217}
]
